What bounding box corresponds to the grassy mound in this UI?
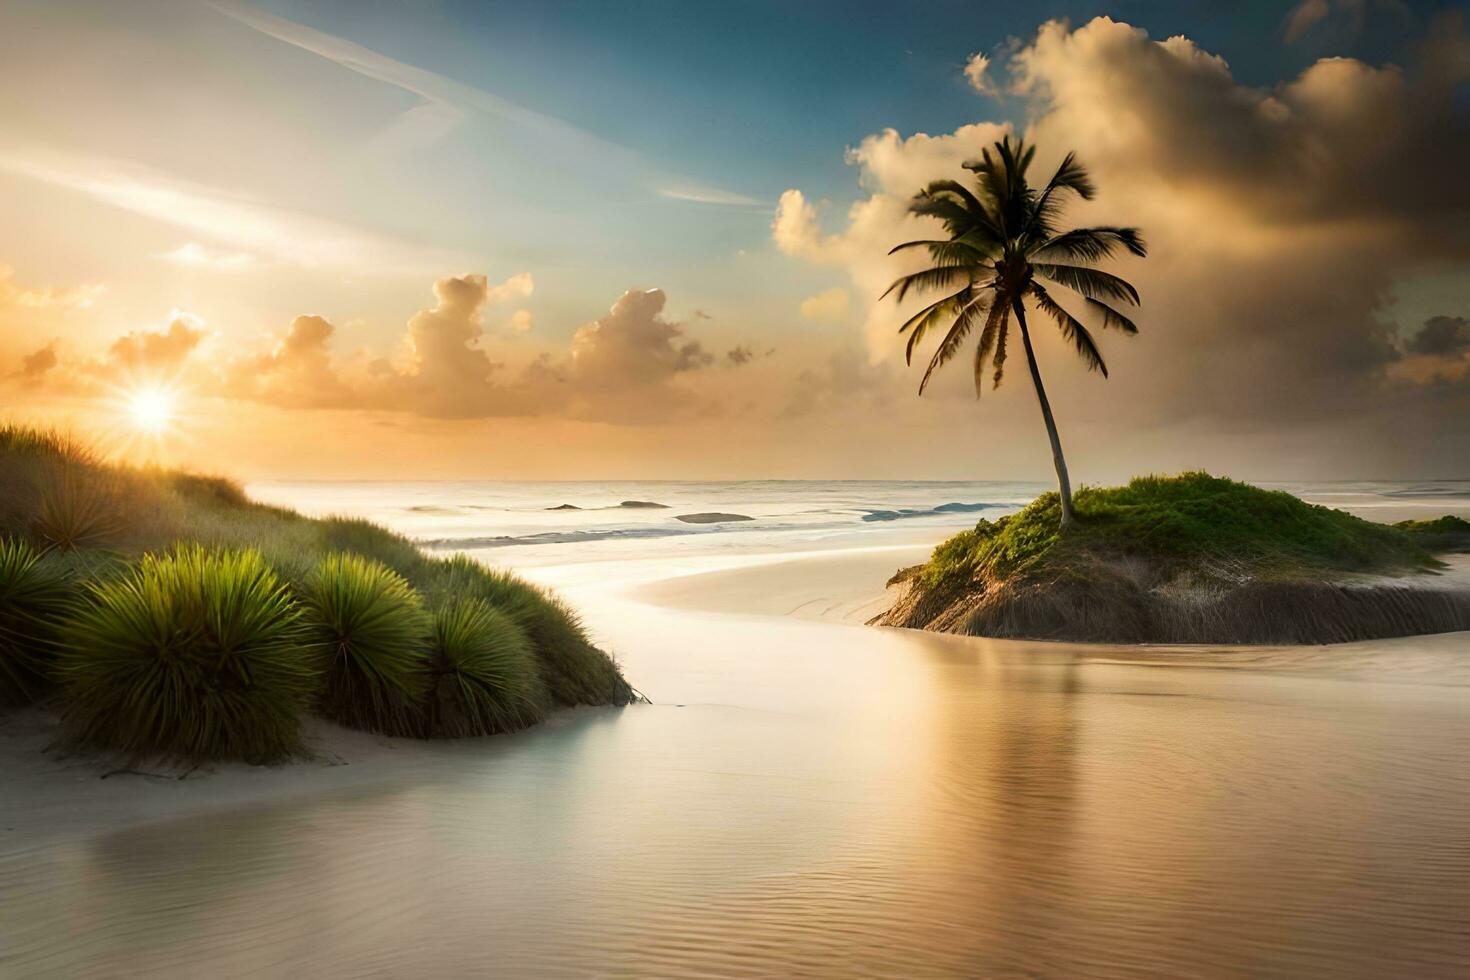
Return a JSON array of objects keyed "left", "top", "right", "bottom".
[
  {"left": 884, "top": 473, "right": 1470, "bottom": 644},
  {"left": 426, "top": 598, "right": 547, "bottom": 737},
  {"left": 301, "top": 554, "right": 432, "bottom": 737},
  {"left": 56, "top": 546, "right": 314, "bottom": 762},
  {"left": 0, "top": 423, "right": 635, "bottom": 762}
]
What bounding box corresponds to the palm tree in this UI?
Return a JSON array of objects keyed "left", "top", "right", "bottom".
[{"left": 883, "top": 136, "right": 1146, "bottom": 530}]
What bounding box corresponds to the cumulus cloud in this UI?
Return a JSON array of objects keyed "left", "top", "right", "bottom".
[
  {"left": 225, "top": 314, "right": 357, "bottom": 409},
  {"left": 106, "top": 316, "right": 207, "bottom": 375},
  {"left": 6, "top": 310, "right": 212, "bottom": 397},
  {"left": 566, "top": 288, "right": 715, "bottom": 419},
  {"left": 799, "top": 287, "right": 850, "bottom": 323},
  {"left": 773, "top": 14, "right": 1470, "bottom": 469},
  {"left": 212, "top": 274, "right": 752, "bottom": 424},
  {"left": 484, "top": 271, "right": 533, "bottom": 305}
]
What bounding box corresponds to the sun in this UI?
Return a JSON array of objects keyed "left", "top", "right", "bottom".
[{"left": 127, "top": 387, "right": 176, "bottom": 433}]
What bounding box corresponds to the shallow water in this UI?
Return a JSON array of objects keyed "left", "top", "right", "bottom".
[
  {"left": 5, "top": 570, "right": 1470, "bottom": 977},
  {"left": 5, "top": 482, "right": 1470, "bottom": 977}
]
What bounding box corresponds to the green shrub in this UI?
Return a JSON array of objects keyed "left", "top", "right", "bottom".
[
  {"left": 301, "top": 553, "right": 431, "bottom": 735},
  {"left": 424, "top": 555, "right": 632, "bottom": 706},
  {"left": 0, "top": 538, "right": 73, "bottom": 706},
  {"left": 55, "top": 546, "right": 313, "bottom": 762},
  {"left": 425, "top": 598, "right": 547, "bottom": 737}
]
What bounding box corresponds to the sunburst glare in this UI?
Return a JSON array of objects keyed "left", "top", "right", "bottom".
[{"left": 127, "top": 386, "right": 176, "bottom": 433}]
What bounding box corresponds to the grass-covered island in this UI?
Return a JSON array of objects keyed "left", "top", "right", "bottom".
[
  {"left": 0, "top": 425, "right": 634, "bottom": 766},
  {"left": 876, "top": 473, "right": 1470, "bottom": 644}
]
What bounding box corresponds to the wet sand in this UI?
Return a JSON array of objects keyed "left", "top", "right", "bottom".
[{"left": 4, "top": 538, "right": 1470, "bottom": 976}]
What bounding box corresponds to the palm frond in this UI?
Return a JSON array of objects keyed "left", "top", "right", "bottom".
[
  {"left": 972, "top": 302, "right": 1009, "bottom": 396},
  {"left": 992, "top": 305, "right": 1010, "bottom": 388},
  {"left": 919, "top": 179, "right": 989, "bottom": 219},
  {"left": 1085, "top": 297, "right": 1140, "bottom": 334},
  {"left": 1032, "top": 226, "right": 1146, "bottom": 262},
  {"left": 1032, "top": 263, "right": 1141, "bottom": 305},
  {"left": 889, "top": 239, "right": 996, "bottom": 268},
  {"left": 898, "top": 287, "right": 970, "bottom": 365},
  {"left": 881, "top": 263, "right": 973, "bottom": 303},
  {"left": 907, "top": 191, "right": 981, "bottom": 235},
  {"left": 918, "top": 296, "right": 988, "bottom": 395},
  {"left": 1043, "top": 152, "right": 1095, "bottom": 201},
  {"left": 1031, "top": 284, "right": 1108, "bottom": 376}
]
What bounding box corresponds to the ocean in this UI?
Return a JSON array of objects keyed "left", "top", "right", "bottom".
[{"left": 246, "top": 477, "right": 1470, "bottom": 570}]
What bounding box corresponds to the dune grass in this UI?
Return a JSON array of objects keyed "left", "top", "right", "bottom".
[
  {"left": 426, "top": 597, "right": 547, "bottom": 737},
  {"left": 0, "top": 422, "right": 635, "bottom": 762},
  {"left": 924, "top": 472, "right": 1439, "bottom": 589},
  {"left": 301, "top": 554, "right": 432, "bottom": 737},
  {"left": 56, "top": 546, "right": 315, "bottom": 762}
]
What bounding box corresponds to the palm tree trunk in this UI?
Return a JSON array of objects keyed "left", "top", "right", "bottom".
[{"left": 1012, "top": 302, "right": 1074, "bottom": 529}]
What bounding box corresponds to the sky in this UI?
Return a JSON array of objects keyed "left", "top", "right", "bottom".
[{"left": 1, "top": 0, "right": 1468, "bottom": 480}]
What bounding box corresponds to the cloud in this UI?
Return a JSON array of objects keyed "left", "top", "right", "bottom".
[
  {"left": 963, "top": 52, "right": 998, "bottom": 95},
  {"left": 799, "top": 287, "right": 850, "bottom": 323},
  {"left": 225, "top": 314, "right": 357, "bottom": 409},
  {"left": 771, "top": 189, "right": 830, "bottom": 260},
  {"left": 214, "top": 274, "right": 748, "bottom": 424},
  {"left": 484, "top": 272, "right": 534, "bottom": 305},
  {"left": 106, "top": 316, "right": 207, "bottom": 376},
  {"left": 17, "top": 343, "right": 57, "bottom": 380},
  {"left": 1406, "top": 315, "right": 1470, "bottom": 356},
  {"left": 1284, "top": 0, "right": 1331, "bottom": 42},
  {"left": 568, "top": 288, "right": 713, "bottom": 392},
  {"left": 1389, "top": 314, "right": 1470, "bottom": 385},
  {"left": 504, "top": 309, "right": 534, "bottom": 334},
  {"left": 773, "top": 14, "right": 1470, "bottom": 469}
]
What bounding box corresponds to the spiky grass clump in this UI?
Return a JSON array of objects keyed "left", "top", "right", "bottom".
[
  {"left": 301, "top": 553, "right": 431, "bottom": 735},
  {"left": 425, "top": 555, "right": 633, "bottom": 706},
  {"left": 0, "top": 538, "right": 74, "bottom": 706},
  {"left": 425, "top": 598, "right": 547, "bottom": 737},
  {"left": 55, "top": 546, "right": 313, "bottom": 762}
]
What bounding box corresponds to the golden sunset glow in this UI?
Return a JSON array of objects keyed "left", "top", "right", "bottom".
[{"left": 127, "top": 386, "right": 176, "bottom": 433}]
